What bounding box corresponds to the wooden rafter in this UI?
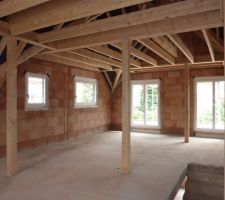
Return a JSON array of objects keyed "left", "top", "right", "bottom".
[
  {"left": 103, "top": 71, "right": 113, "bottom": 89},
  {"left": 167, "top": 34, "right": 194, "bottom": 64},
  {"left": 53, "top": 52, "right": 112, "bottom": 70},
  {"left": 89, "top": 46, "right": 141, "bottom": 68},
  {"left": 152, "top": 36, "right": 178, "bottom": 58},
  {"left": 202, "top": 29, "right": 215, "bottom": 62},
  {"left": 111, "top": 43, "right": 157, "bottom": 66},
  {"left": 72, "top": 49, "right": 121, "bottom": 68},
  {"left": 138, "top": 39, "right": 175, "bottom": 65},
  {"left": 9, "top": 0, "right": 151, "bottom": 35},
  {"left": 36, "top": 0, "right": 219, "bottom": 43},
  {"left": 35, "top": 54, "right": 100, "bottom": 72}
]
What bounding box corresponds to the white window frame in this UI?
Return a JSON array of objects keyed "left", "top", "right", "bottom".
[
  {"left": 131, "top": 79, "right": 160, "bottom": 129},
  {"left": 74, "top": 76, "right": 98, "bottom": 108},
  {"left": 194, "top": 76, "right": 224, "bottom": 133},
  {"left": 25, "top": 72, "right": 49, "bottom": 111}
]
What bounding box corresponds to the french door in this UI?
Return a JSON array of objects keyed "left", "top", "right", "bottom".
[{"left": 131, "top": 80, "right": 160, "bottom": 128}]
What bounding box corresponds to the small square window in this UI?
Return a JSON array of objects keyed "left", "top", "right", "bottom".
[
  {"left": 74, "top": 76, "right": 97, "bottom": 108},
  {"left": 25, "top": 72, "right": 48, "bottom": 111}
]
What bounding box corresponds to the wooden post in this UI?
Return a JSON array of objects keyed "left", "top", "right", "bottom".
[
  {"left": 6, "top": 36, "right": 18, "bottom": 176},
  {"left": 122, "top": 38, "right": 131, "bottom": 173},
  {"left": 184, "top": 65, "right": 190, "bottom": 143}
]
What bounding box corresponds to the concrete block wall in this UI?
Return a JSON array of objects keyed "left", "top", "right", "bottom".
[
  {"left": 0, "top": 58, "right": 112, "bottom": 157},
  {"left": 111, "top": 67, "right": 224, "bottom": 135}
]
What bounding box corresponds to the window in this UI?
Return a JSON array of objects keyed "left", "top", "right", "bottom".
[
  {"left": 195, "top": 77, "right": 224, "bottom": 132},
  {"left": 74, "top": 76, "right": 97, "bottom": 108},
  {"left": 131, "top": 80, "right": 160, "bottom": 128},
  {"left": 25, "top": 72, "right": 48, "bottom": 111}
]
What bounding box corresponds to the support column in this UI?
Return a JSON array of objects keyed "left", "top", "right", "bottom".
[
  {"left": 6, "top": 36, "right": 18, "bottom": 176},
  {"left": 184, "top": 65, "right": 190, "bottom": 143},
  {"left": 122, "top": 38, "right": 131, "bottom": 173}
]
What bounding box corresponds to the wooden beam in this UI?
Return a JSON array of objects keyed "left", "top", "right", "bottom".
[
  {"left": 45, "top": 10, "right": 222, "bottom": 53},
  {"left": 36, "top": 0, "right": 219, "bottom": 43},
  {"left": 122, "top": 38, "right": 131, "bottom": 173},
  {"left": 202, "top": 29, "right": 215, "bottom": 62},
  {"left": 0, "top": 20, "right": 11, "bottom": 35},
  {"left": 112, "top": 70, "right": 122, "bottom": 93},
  {"left": 0, "top": 36, "right": 7, "bottom": 55},
  {"left": 89, "top": 46, "right": 141, "bottom": 68},
  {"left": 103, "top": 71, "right": 113, "bottom": 89},
  {"left": 35, "top": 54, "right": 100, "bottom": 72},
  {"left": 6, "top": 36, "right": 18, "bottom": 176},
  {"left": 0, "top": 0, "right": 50, "bottom": 18},
  {"left": 138, "top": 39, "right": 175, "bottom": 65},
  {"left": 167, "top": 34, "right": 194, "bottom": 64},
  {"left": 9, "top": 0, "right": 150, "bottom": 35},
  {"left": 17, "top": 42, "right": 27, "bottom": 57},
  {"left": 112, "top": 43, "right": 157, "bottom": 66},
  {"left": 152, "top": 36, "right": 178, "bottom": 58},
  {"left": 184, "top": 65, "right": 190, "bottom": 143},
  {"left": 54, "top": 52, "right": 112, "bottom": 70},
  {"left": 72, "top": 49, "right": 121, "bottom": 68}
]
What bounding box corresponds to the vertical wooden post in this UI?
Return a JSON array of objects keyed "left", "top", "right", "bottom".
[
  {"left": 122, "top": 38, "right": 131, "bottom": 173},
  {"left": 184, "top": 65, "right": 190, "bottom": 143},
  {"left": 6, "top": 36, "right": 18, "bottom": 176}
]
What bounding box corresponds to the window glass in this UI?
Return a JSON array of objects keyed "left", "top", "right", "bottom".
[{"left": 75, "top": 77, "right": 97, "bottom": 107}]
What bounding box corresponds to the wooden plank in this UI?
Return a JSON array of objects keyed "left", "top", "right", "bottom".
[
  {"left": 152, "top": 36, "right": 178, "bottom": 58},
  {"left": 35, "top": 54, "right": 100, "bottom": 72},
  {"left": 112, "top": 43, "right": 157, "bottom": 66},
  {"left": 184, "top": 65, "right": 190, "bottom": 143},
  {"left": 17, "top": 42, "right": 27, "bottom": 56},
  {"left": 122, "top": 38, "right": 131, "bottom": 173},
  {"left": 202, "top": 29, "right": 215, "bottom": 62},
  {"left": 6, "top": 36, "right": 18, "bottom": 176},
  {"left": 0, "top": 20, "right": 11, "bottom": 35},
  {"left": 45, "top": 10, "right": 222, "bottom": 52},
  {"left": 103, "top": 71, "right": 113, "bottom": 89},
  {"left": 54, "top": 52, "right": 112, "bottom": 70},
  {"left": 36, "top": 0, "right": 219, "bottom": 43},
  {"left": 0, "top": 36, "right": 7, "bottom": 55},
  {"left": 167, "top": 34, "right": 194, "bottom": 64},
  {"left": 89, "top": 46, "right": 141, "bottom": 68},
  {"left": 9, "top": 0, "right": 150, "bottom": 35},
  {"left": 0, "top": 0, "right": 50, "bottom": 18},
  {"left": 138, "top": 39, "right": 175, "bottom": 65},
  {"left": 112, "top": 70, "right": 122, "bottom": 93},
  {"left": 72, "top": 49, "right": 121, "bottom": 68}
]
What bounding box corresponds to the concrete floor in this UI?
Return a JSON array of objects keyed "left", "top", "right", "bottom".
[{"left": 0, "top": 131, "right": 223, "bottom": 200}]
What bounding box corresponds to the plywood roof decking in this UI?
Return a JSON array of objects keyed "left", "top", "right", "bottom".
[{"left": 0, "top": 0, "right": 224, "bottom": 89}]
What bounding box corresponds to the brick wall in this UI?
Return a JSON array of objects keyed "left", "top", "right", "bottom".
[
  {"left": 0, "top": 58, "right": 112, "bottom": 157},
  {"left": 111, "top": 67, "right": 224, "bottom": 135}
]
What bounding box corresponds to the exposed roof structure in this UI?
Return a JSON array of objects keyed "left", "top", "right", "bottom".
[{"left": 0, "top": 0, "right": 224, "bottom": 91}]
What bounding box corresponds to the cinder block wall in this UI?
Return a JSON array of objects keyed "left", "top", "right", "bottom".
[
  {"left": 0, "top": 58, "right": 112, "bottom": 157},
  {"left": 111, "top": 67, "right": 224, "bottom": 135}
]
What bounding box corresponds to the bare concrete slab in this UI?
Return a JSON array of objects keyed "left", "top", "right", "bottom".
[{"left": 0, "top": 132, "right": 223, "bottom": 200}]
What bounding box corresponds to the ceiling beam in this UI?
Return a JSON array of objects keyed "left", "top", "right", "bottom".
[
  {"left": 152, "top": 36, "right": 178, "bottom": 58},
  {"left": 138, "top": 39, "right": 175, "bottom": 65},
  {"left": 35, "top": 54, "right": 100, "bottom": 72},
  {"left": 89, "top": 46, "right": 141, "bottom": 68},
  {"left": 0, "top": 0, "right": 50, "bottom": 18},
  {"left": 72, "top": 49, "right": 122, "bottom": 68},
  {"left": 36, "top": 0, "right": 219, "bottom": 43},
  {"left": 53, "top": 52, "right": 112, "bottom": 70},
  {"left": 167, "top": 34, "right": 194, "bottom": 63},
  {"left": 111, "top": 43, "right": 157, "bottom": 66},
  {"left": 9, "top": 0, "right": 150, "bottom": 35},
  {"left": 202, "top": 29, "right": 215, "bottom": 62},
  {"left": 44, "top": 10, "right": 222, "bottom": 53}
]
